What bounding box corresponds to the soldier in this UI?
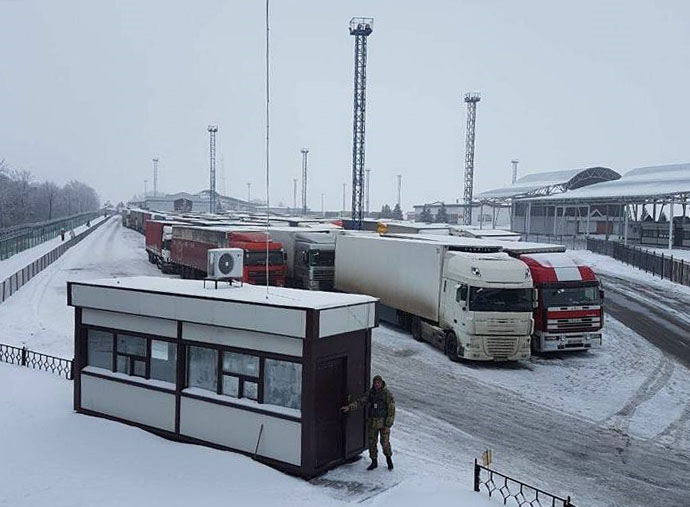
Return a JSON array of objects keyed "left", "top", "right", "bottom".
[{"left": 341, "top": 374, "right": 396, "bottom": 471}]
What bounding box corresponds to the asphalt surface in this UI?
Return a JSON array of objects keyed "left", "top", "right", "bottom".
[{"left": 600, "top": 273, "right": 690, "bottom": 370}]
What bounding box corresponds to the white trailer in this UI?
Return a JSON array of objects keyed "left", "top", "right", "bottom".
[{"left": 335, "top": 234, "right": 535, "bottom": 361}]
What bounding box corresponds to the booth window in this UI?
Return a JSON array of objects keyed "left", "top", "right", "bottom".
[
  {"left": 188, "top": 346, "right": 218, "bottom": 392},
  {"left": 87, "top": 330, "right": 112, "bottom": 369},
  {"left": 264, "top": 359, "right": 302, "bottom": 410},
  {"left": 222, "top": 352, "right": 259, "bottom": 400},
  {"left": 116, "top": 335, "right": 147, "bottom": 377}
]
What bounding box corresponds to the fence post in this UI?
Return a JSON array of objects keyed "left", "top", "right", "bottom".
[
  {"left": 661, "top": 253, "right": 665, "bottom": 279},
  {"left": 21, "top": 346, "right": 27, "bottom": 366},
  {"left": 565, "top": 495, "right": 572, "bottom": 506},
  {"left": 474, "top": 459, "right": 481, "bottom": 492}
]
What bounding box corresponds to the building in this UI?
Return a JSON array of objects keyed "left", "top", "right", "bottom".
[
  {"left": 68, "top": 277, "right": 377, "bottom": 478},
  {"left": 141, "top": 192, "right": 257, "bottom": 214}
]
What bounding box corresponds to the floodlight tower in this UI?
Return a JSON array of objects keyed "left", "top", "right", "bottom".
[
  {"left": 301, "top": 148, "right": 309, "bottom": 215},
  {"left": 349, "top": 17, "right": 373, "bottom": 229},
  {"left": 511, "top": 159, "right": 519, "bottom": 185},
  {"left": 152, "top": 158, "right": 159, "bottom": 197},
  {"left": 208, "top": 125, "right": 218, "bottom": 214},
  {"left": 463, "top": 92, "right": 480, "bottom": 225}
]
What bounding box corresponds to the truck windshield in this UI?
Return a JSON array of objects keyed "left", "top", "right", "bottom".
[
  {"left": 469, "top": 287, "right": 533, "bottom": 312},
  {"left": 542, "top": 286, "right": 599, "bottom": 307},
  {"left": 245, "top": 251, "right": 285, "bottom": 266},
  {"left": 309, "top": 250, "right": 335, "bottom": 267}
]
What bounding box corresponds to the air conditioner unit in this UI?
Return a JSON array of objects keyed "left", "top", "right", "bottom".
[{"left": 207, "top": 248, "right": 244, "bottom": 280}]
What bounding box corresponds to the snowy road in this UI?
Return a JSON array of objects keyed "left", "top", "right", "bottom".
[{"left": 1, "top": 222, "right": 689, "bottom": 506}]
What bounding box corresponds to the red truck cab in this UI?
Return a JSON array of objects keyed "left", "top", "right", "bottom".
[{"left": 170, "top": 226, "right": 287, "bottom": 286}]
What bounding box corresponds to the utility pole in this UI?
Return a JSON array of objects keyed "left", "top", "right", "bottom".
[
  {"left": 301, "top": 148, "right": 309, "bottom": 215},
  {"left": 152, "top": 158, "right": 159, "bottom": 197},
  {"left": 143, "top": 179, "right": 148, "bottom": 198},
  {"left": 349, "top": 17, "right": 374, "bottom": 229},
  {"left": 293, "top": 178, "right": 298, "bottom": 214},
  {"left": 463, "top": 92, "right": 480, "bottom": 225},
  {"left": 511, "top": 159, "right": 519, "bottom": 185},
  {"left": 365, "top": 168, "right": 371, "bottom": 215},
  {"left": 247, "top": 182, "right": 251, "bottom": 203},
  {"left": 321, "top": 193, "right": 325, "bottom": 217},
  {"left": 208, "top": 125, "right": 218, "bottom": 214},
  {"left": 396, "top": 174, "right": 402, "bottom": 208},
  {"left": 342, "top": 183, "right": 347, "bottom": 213}
]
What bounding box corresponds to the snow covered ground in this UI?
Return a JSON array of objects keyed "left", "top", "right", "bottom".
[
  {"left": 0, "top": 216, "right": 107, "bottom": 282},
  {"left": 1, "top": 220, "right": 689, "bottom": 506},
  {"left": 640, "top": 246, "right": 690, "bottom": 262}
]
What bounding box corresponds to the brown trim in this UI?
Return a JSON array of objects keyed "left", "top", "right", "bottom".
[
  {"left": 75, "top": 408, "right": 305, "bottom": 477},
  {"left": 73, "top": 307, "right": 83, "bottom": 411},
  {"left": 180, "top": 391, "right": 301, "bottom": 422},
  {"left": 300, "top": 308, "right": 318, "bottom": 476},
  {"left": 174, "top": 320, "right": 183, "bottom": 435},
  {"left": 180, "top": 339, "right": 301, "bottom": 364},
  {"left": 81, "top": 369, "right": 176, "bottom": 394}
]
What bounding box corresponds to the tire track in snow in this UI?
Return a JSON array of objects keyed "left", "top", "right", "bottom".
[
  {"left": 657, "top": 400, "right": 690, "bottom": 449},
  {"left": 605, "top": 353, "right": 675, "bottom": 436}
]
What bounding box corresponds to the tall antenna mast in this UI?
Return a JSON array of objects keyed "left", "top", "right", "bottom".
[
  {"left": 511, "top": 159, "right": 519, "bottom": 185},
  {"left": 301, "top": 148, "right": 309, "bottom": 215},
  {"left": 208, "top": 125, "right": 218, "bottom": 214},
  {"left": 152, "top": 158, "right": 159, "bottom": 197},
  {"left": 349, "top": 17, "right": 373, "bottom": 230},
  {"left": 463, "top": 92, "right": 480, "bottom": 225}
]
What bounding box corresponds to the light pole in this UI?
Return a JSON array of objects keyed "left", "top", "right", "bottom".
[
  {"left": 247, "top": 182, "right": 252, "bottom": 203},
  {"left": 321, "top": 193, "right": 325, "bottom": 217},
  {"left": 293, "top": 178, "right": 298, "bottom": 213},
  {"left": 143, "top": 179, "right": 148, "bottom": 198}
]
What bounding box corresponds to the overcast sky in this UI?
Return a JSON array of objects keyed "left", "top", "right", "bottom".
[{"left": 1, "top": 0, "right": 689, "bottom": 210}]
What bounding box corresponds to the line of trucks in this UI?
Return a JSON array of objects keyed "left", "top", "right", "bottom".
[{"left": 123, "top": 208, "right": 604, "bottom": 362}]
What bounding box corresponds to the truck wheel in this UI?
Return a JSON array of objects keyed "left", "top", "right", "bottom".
[
  {"left": 445, "top": 332, "right": 460, "bottom": 362},
  {"left": 411, "top": 317, "right": 423, "bottom": 342}
]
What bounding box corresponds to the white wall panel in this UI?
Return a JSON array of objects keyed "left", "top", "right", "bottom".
[
  {"left": 71, "top": 285, "right": 306, "bottom": 337},
  {"left": 81, "top": 375, "right": 175, "bottom": 431},
  {"left": 183, "top": 323, "right": 302, "bottom": 357},
  {"left": 180, "top": 397, "right": 301, "bottom": 466},
  {"left": 82, "top": 309, "right": 177, "bottom": 338},
  {"left": 318, "top": 303, "right": 375, "bottom": 338}
]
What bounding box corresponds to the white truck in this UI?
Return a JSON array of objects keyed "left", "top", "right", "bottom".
[
  {"left": 267, "top": 227, "right": 337, "bottom": 290},
  {"left": 335, "top": 234, "right": 535, "bottom": 361}
]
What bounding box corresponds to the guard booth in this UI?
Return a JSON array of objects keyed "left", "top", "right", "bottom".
[{"left": 67, "top": 277, "right": 377, "bottom": 478}]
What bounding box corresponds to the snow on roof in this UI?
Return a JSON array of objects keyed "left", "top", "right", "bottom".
[
  {"left": 523, "top": 163, "right": 690, "bottom": 202},
  {"left": 71, "top": 276, "right": 376, "bottom": 310},
  {"left": 477, "top": 166, "right": 620, "bottom": 199}
]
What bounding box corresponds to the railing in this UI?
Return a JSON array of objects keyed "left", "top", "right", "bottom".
[
  {"left": 586, "top": 238, "right": 690, "bottom": 288},
  {"left": 0, "top": 210, "right": 105, "bottom": 260},
  {"left": 0, "top": 343, "right": 73, "bottom": 379},
  {"left": 0, "top": 216, "right": 111, "bottom": 303},
  {"left": 474, "top": 460, "right": 575, "bottom": 507},
  {"left": 521, "top": 234, "right": 587, "bottom": 251}
]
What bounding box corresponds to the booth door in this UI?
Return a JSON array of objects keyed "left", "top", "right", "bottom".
[{"left": 315, "top": 357, "right": 346, "bottom": 468}]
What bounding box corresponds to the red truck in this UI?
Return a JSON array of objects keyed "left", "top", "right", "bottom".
[
  {"left": 145, "top": 220, "right": 187, "bottom": 272},
  {"left": 170, "top": 225, "right": 287, "bottom": 286},
  {"left": 499, "top": 242, "right": 604, "bottom": 353}
]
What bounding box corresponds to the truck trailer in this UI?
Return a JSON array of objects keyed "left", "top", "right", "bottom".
[
  {"left": 170, "top": 225, "right": 287, "bottom": 286},
  {"left": 268, "top": 227, "right": 337, "bottom": 290},
  {"left": 497, "top": 242, "right": 604, "bottom": 352},
  {"left": 335, "top": 234, "right": 535, "bottom": 361}
]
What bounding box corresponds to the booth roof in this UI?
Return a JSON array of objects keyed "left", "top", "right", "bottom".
[{"left": 71, "top": 277, "right": 377, "bottom": 310}]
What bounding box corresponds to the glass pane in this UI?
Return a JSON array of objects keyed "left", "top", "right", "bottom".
[
  {"left": 133, "top": 360, "right": 146, "bottom": 378},
  {"left": 243, "top": 381, "right": 258, "bottom": 400},
  {"left": 117, "top": 334, "right": 146, "bottom": 356},
  {"left": 187, "top": 346, "right": 217, "bottom": 392},
  {"left": 87, "top": 330, "right": 112, "bottom": 369},
  {"left": 223, "top": 352, "right": 259, "bottom": 377},
  {"left": 264, "top": 359, "right": 302, "bottom": 410},
  {"left": 150, "top": 341, "right": 177, "bottom": 384},
  {"left": 222, "top": 375, "right": 239, "bottom": 398},
  {"left": 116, "top": 355, "right": 129, "bottom": 374}
]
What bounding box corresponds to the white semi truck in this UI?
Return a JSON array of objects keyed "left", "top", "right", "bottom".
[{"left": 335, "top": 234, "right": 535, "bottom": 361}]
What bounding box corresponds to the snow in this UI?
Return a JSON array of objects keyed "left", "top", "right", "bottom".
[
  {"left": 75, "top": 276, "right": 377, "bottom": 310},
  {"left": 0, "top": 216, "right": 107, "bottom": 282},
  {"left": 639, "top": 246, "right": 690, "bottom": 262}
]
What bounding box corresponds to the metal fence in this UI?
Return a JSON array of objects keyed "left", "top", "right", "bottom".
[
  {"left": 0, "top": 210, "right": 104, "bottom": 260},
  {"left": 587, "top": 238, "right": 690, "bottom": 287},
  {"left": 474, "top": 460, "right": 575, "bottom": 507},
  {"left": 0, "top": 216, "right": 111, "bottom": 303},
  {"left": 521, "top": 234, "right": 587, "bottom": 251},
  {"left": 0, "top": 343, "right": 73, "bottom": 379}
]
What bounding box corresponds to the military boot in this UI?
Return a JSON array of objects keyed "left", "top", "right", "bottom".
[
  {"left": 366, "top": 459, "right": 378, "bottom": 471},
  {"left": 386, "top": 456, "right": 394, "bottom": 470}
]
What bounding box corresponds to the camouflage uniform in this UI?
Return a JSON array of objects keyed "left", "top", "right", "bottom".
[{"left": 347, "top": 375, "right": 396, "bottom": 459}]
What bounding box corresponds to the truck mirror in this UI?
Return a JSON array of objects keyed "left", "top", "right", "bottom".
[{"left": 599, "top": 289, "right": 605, "bottom": 301}]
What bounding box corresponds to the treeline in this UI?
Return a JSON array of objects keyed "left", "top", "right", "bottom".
[{"left": 0, "top": 160, "right": 100, "bottom": 229}]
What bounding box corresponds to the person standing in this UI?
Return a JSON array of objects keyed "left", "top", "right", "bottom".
[{"left": 341, "top": 374, "right": 396, "bottom": 470}]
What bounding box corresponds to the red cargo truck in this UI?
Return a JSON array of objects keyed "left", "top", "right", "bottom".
[
  {"left": 499, "top": 242, "right": 604, "bottom": 353},
  {"left": 170, "top": 225, "right": 287, "bottom": 286}
]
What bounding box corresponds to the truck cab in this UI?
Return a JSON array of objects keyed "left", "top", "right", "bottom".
[
  {"left": 435, "top": 252, "right": 534, "bottom": 361},
  {"left": 230, "top": 232, "right": 287, "bottom": 286},
  {"left": 294, "top": 232, "right": 336, "bottom": 290}
]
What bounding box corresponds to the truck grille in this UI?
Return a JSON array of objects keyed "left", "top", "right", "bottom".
[
  {"left": 547, "top": 317, "right": 601, "bottom": 332},
  {"left": 484, "top": 337, "right": 518, "bottom": 359},
  {"left": 477, "top": 318, "right": 529, "bottom": 336},
  {"left": 312, "top": 269, "right": 334, "bottom": 282}
]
